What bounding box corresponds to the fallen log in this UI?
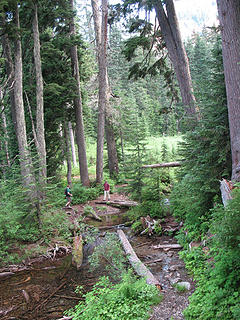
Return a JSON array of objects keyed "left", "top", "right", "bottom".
[
  {"left": 142, "top": 161, "right": 181, "bottom": 169},
  {"left": 72, "top": 235, "right": 83, "bottom": 269},
  {"left": 153, "top": 243, "right": 182, "bottom": 250},
  {"left": 95, "top": 200, "right": 138, "bottom": 208},
  {"left": 117, "top": 230, "right": 161, "bottom": 288},
  {"left": 0, "top": 271, "right": 15, "bottom": 279},
  {"left": 84, "top": 205, "right": 102, "bottom": 221}
]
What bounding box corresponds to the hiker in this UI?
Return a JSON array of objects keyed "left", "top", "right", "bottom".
[
  {"left": 65, "top": 185, "right": 72, "bottom": 208},
  {"left": 103, "top": 180, "right": 110, "bottom": 201}
]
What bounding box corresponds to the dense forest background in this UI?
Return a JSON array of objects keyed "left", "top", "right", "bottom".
[{"left": 0, "top": 0, "right": 240, "bottom": 319}]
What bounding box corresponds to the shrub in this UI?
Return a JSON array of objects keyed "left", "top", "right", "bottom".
[
  {"left": 182, "top": 190, "right": 240, "bottom": 320},
  {"left": 66, "top": 271, "right": 162, "bottom": 320},
  {"left": 71, "top": 183, "right": 102, "bottom": 204}
]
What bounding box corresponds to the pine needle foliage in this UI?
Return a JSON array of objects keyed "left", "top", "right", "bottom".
[{"left": 171, "top": 31, "right": 231, "bottom": 238}]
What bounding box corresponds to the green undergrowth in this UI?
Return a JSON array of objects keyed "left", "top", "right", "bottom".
[
  {"left": 66, "top": 271, "right": 162, "bottom": 320},
  {"left": 0, "top": 178, "right": 103, "bottom": 266},
  {"left": 175, "top": 189, "right": 240, "bottom": 320}
]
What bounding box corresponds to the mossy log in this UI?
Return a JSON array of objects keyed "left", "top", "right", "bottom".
[
  {"left": 72, "top": 235, "right": 83, "bottom": 270},
  {"left": 84, "top": 205, "right": 102, "bottom": 221},
  {"left": 117, "top": 230, "right": 161, "bottom": 288}
]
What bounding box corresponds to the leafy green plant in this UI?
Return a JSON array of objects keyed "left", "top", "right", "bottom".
[
  {"left": 66, "top": 271, "right": 162, "bottom": 320},
  {"left": 40, "top": 209, "right": 72, "bottom": 241},
  {"left": 181, "top": 190, "right": 240, "bottom": 320},
  {"left": 131, "top": 220, "right": 143, "bottom": 233},
  {"left": 71, "top": 183, "right": 102, "bottom": 204},
  {"left": 89, "top": 233, "right": 127, "bottom": 280},
  {"left": 173, "top": 283, "right": 187, "bottom": 293},
  {"left": 154, "top": 221, "right": 162, "bottom": 236}
]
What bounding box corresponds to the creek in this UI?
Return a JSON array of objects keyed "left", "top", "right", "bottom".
[{"left": 0, "top": 206, "right": 193, "bottom": 320}]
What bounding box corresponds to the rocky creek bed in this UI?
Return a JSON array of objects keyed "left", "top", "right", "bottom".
[{"left": 0, "top": 193, "right": 194, "bottom": 320}]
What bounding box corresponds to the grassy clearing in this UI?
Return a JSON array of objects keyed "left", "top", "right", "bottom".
[
  {"left": 145, "top": 135, "right": 183, "bottom": 158},
  {"left": 62, "top": 135, "right": 183, "bottom": 180}
]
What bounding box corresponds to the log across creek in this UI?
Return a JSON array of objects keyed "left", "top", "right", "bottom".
[{"left": 117, "top": 230, "right": 161, "bottom": 288}]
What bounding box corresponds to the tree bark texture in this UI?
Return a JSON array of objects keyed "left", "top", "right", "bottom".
[
  {"left": 32, "top": 2, "right": 47, "bottom": 180},
  {"left": 117, "top": 230, "right": 161, "bottom": 287},
  {"left": 68, "top": 121, "right": 77, "bottom": 167},
  {"left": 92, "top": 0, "right": 119, "bottom": 180},
  {"left": 14, "top": 5, "right": 36, "bottom": 192},
  {"left": 153, "top": 0, "right": 197, "bottom": 116},
  {"left": 105, "top": 116, "right": 119, "bottom": 177},
  {"left": 0, "top": 107, "right": 11, "bottom": 171},
  {"left": 92, "top": 0, "right": 109, "bottom": 183},
  {"left": 69, "top": 0, "right": 90, "bottom": 186},
  {"left": 1, "top": 18, "right": 17, "bottom": 134},
  {"left": 142, "top": 161, "right": 181, "bottom": 168},
  {"left": 0, "top": 85, "right": 11, "bottom": 169},
  {"left": 64, "top": 121, "right": 72, "bottom": 187},
  {"left": 217, "top": 0, "right": 240, "bottom": 182}
]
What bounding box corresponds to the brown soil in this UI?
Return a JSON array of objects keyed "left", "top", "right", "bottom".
[{"left": 0, "top": 186, "right": 194, "bottom": 320}]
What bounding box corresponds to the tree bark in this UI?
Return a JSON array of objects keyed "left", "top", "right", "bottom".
[
  {"left": 32, "top": 2, "right": 47, "bottom": 181},
  {"left": 1, "top": 18, "right": 17, "bottom": 134},
  {"left": 68, "top": 121, "right": 77, "bottom": 167},
  {"left": 105, "top": 116, "right": 119, "bottom": 177},
  {"left": 95, "top": 0, "right": 108, "bottom": 183},
  {"left": 117, "top": 230, "right": 161, "bottom": 287},
  {"left": 153, "top": 0, "right": 197, "bottom": 117},
  {"left": 14, "top": 5, "right": 36, "bottom": 193},
  {"left": 0, "top": 88, "right": 11, "bottom": 170},
  {"left": 92, "top": 0, "right": 118, "bottom": 181},
  {"left": 217, "top": 0, "right": 240, "bottom": 182},
  {"left": 64, "top": 121, "right": 72, "bottom": 187},
  {"left": 69, "top": 0, "right": 90, "bottom": 186},
  {"left": 142, "top": 161, "right": 181, "bottom": 168}
]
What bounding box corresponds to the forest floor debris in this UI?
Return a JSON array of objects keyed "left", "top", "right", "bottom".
[{"left": 0, "top": 188, "right": 194, "bottom": 320}]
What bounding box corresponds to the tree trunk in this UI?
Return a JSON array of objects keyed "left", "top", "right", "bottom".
[
  {"left": 217, "top": 0, "right": 240, "bottom": 182},
  {"left": 92, "top": 0, "right": 113, "bottom": 183},
  {"left": 32, "top": 2, "right": 47, "bottom": 181},
  {"left": 1, "top": 18, "right": 17, "bottom": 134},
  {"left": 14, "top": 5, "right": 36, "bottom": 193},
  {"left": 69, "top": 0, "right": 90, "bottom": 187},
  {"left": 117, "top": 230, "right": 161, "bottom": 287},
  {"left": 0, "top": 88, "right": 11, "bottom": 170},
  {"left": 105, "top": 116, "right": 119, "bottom": 177},
  {"left": 153, "top": 0, "right": 197, "bottom": 117},
  {"left": 95, "top": 0, "right": 108, "bottom": 183},
  {"left": 64, "top": 121, "right": 72, "bottom": 187},
  {"left": 68, "top": 121, "right": 77, "bottom": 167}
]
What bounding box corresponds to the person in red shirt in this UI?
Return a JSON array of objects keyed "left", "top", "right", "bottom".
[{"left": 103, "top": 180, "right": 110, "bottom": 201}]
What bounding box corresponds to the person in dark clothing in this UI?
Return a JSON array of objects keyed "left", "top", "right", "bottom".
[{"left": 65, "top": 185, "right": 72, "bottom": 208}]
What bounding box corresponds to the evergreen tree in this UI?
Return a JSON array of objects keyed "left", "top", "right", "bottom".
[{"left": 172, "top": 31, "right": 231, "bottom": 235}]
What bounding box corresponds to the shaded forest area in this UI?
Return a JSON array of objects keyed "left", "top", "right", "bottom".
[{"left": 0, "top": 0, "right": 240, "bottom": 319}]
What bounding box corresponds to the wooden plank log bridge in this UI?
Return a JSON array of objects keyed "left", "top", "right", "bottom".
[
  {"left": 117, "top": 230, "right": 161, "bottom": 289},
  {"left": 142, "top": 161, "right": 181, "bottom": 169}
]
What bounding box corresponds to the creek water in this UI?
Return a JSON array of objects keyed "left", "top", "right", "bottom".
[{"left": 0, "top": 210, "right": 184, "bottom": 320}]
